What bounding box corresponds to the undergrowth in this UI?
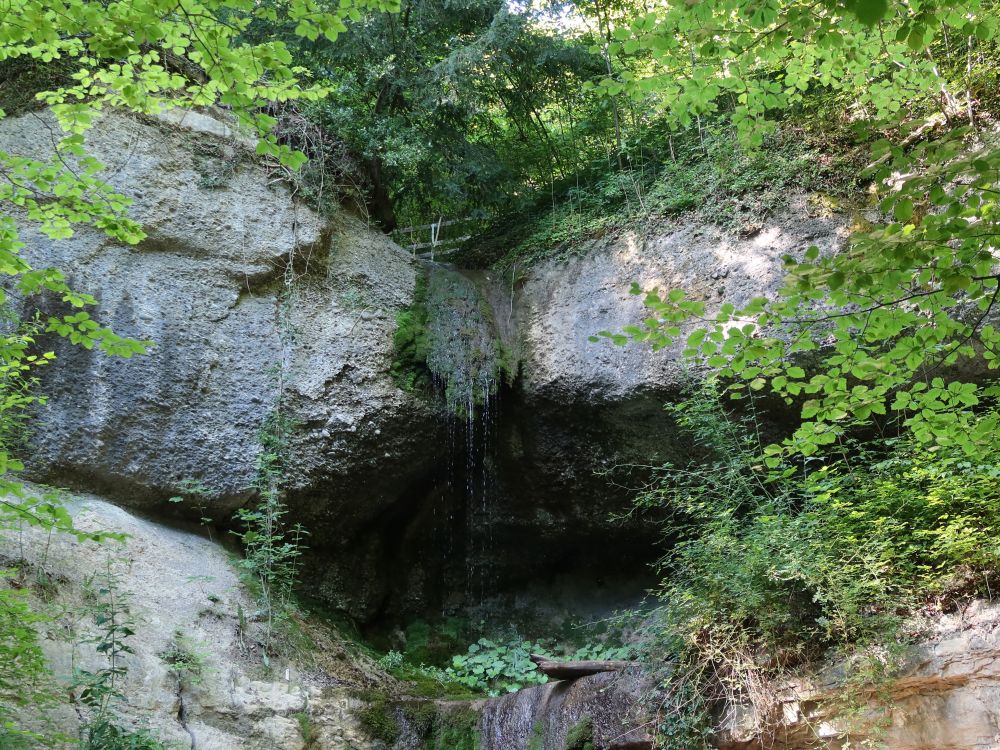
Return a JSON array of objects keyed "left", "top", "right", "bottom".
[
  {"left": 474, "top": 119, "right": 865, "bottom": 271},
  {"left": 636, "top": 381, "right": 1000, "bottom": 748},
  {"left": 369, "top": 623, "right": 632, "bottom": 698}
]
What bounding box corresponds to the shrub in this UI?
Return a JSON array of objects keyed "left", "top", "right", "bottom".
[
  {"left": 445, "top": 637, "right": 550, "bottom": 695},
  {"left": 445, "top": 637, "right": 630, "bottom": 696},
  {"left": 637, "top": 383, "right": 1000, "bottom": 748}
]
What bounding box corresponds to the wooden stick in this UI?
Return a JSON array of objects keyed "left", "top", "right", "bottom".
[{"left": 529, "top": 654, "right": 633, "bottom": 681}]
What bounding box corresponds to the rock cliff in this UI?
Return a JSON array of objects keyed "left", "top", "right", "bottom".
[
  {"left": 0, "top": 108, "right": 851, "bottom": 624},
  {"left": 717, "top": 602, "right": 1000, "bottom": 750},
  {"left": 2, "top": 106, "right": 1000, "bottom": 750},
  {"left": 1, "top": 486, "right": 383, "bottom": 750}
]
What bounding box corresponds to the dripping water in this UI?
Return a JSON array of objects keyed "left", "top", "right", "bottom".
[{"left": 423, "top": 265, "right": 506, "bottom": 613}]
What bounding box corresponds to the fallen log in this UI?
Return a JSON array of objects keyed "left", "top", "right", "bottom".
[{"left": 529, "top": 653, "right": 633, "bottom": 681}]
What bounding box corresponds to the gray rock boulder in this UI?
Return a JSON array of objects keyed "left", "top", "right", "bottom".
[
  {"left": 4, "top": 108, "right": 438, "bottom": 504},
  {"left": 0, "top": 109, "right": 442, "bottom": 619},
  {"left": 515, "top": 197, "right": 848, "bottom": 407},
  {"left": 473, "top": 202, "right": 849, "bottom": 608},
  {"left": 478, "top": 670, "right": 652, "bottom": 750}
]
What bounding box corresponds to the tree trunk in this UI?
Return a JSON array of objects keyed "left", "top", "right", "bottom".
[{"left": 365, "top": 155, "right": 397, "bottom": 231}]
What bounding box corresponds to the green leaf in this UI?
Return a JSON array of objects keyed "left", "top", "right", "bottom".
[
  {"left": 893, "top": 199, "right": 914, "bottom": 222},
  {"left": 853, "top": 0, "right": 888, "bottom": 25}
]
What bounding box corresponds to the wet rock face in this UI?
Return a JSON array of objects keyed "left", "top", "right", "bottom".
[
  {"left": 424, "top": 266, "right": 507, "bottom": 414},
  {"left": 453, "top": 205, "right": 850, "bottom": 623},
  {"left": 479, "top": 671, "right": 653, "bottom": 750}
]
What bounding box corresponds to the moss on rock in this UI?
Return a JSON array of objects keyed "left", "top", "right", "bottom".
[
  {"left": 354, "top": 691, "right": 400, "bottom": 746},
  {"left": 564, "top": 715, "right": 594, "bottom": 750},
  {"left": 391, "top": 270, "right": 433, "bottom": 393},
  {"left": 424, "top": 704, "right": 480, "bottom": 750}
]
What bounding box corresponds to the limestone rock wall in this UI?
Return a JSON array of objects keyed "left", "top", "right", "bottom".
[
  {"left": 717, "top": 603, "right": 1000, "bottom": 750},
  {"left": 0, "top": 109, "right": 445, "bottom": 618},
  {"left": 514, "top": 198, "right": 847, "bottom": 407},
  {"left": 1, "top": 487, "right": 382, "bottom": 750},
  {"left": 0, "top": 109, "right": 438, "bottom": 515},
  {"left": 0, "top": 108, "right": 856, "bottom": 622}
]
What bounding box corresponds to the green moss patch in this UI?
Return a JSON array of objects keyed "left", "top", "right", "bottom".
[
  {"left": 564, "top": 715, "right": 594, "bottom": 750},
  {"left": 354, "top": 691, "right": 400, "bottom": 746},
  {"left": 391, "top": 270, "right": 432, "bottom": 394}
]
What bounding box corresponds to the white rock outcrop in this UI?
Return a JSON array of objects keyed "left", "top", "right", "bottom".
[
  {"left": 1, "top": 487, "right": 380, "bottom": 749},
  {"left": 717, "top": 602, "right": 1000, "bottom": 750}
]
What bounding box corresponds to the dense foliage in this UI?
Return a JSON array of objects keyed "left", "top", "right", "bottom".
[
  {"left": 627, "top": 384, "right": 1000, "bottom": 746},
  {"left": 269, "top": 0, "right": 613, "bottom": 228},
  {"left": 575, "top": 0, "right": 1000, "bottom": 743}
]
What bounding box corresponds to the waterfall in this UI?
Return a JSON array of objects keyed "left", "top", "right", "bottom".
[
  {"left": 424, "top": 267, "right": 504, "bottom": 417},
  {"left": 423, "top": 266, "right": 506, "bottom": 609}
]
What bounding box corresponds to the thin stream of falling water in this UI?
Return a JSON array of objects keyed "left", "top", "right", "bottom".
[
  {"left": 422, "top": 265, "right": 505, "bottom": 615},
  {"left": 479, "top": 379, "right": 498, "bottom": 609},
  {"left": 466, "top": 388, "right": 475, "bottom": 602},
  {"left": 438, "top": 372, "right": 502, "bottom": 612}
]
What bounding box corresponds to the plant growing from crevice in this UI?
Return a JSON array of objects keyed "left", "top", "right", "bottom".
[
  {"left": 354, "top": 691, "right": 400, "bottom": 746},
  {"left": 168, "top": 478, "right": 216, "bottom": 540},
  {"left": 376, "top": 649, "right": 404, "bottom": 671},
  {"left": 423, "top": 706, "right": 480, "bottom": 750},
  {"left": 232, "top": 250, "right": 310, "bottom": 667},
  {"left": 71, "top": 561, "right": 168, "bottom": 750},
  {"left": 159, "top": 631, "right": 208, "bottom": 689},
  {"left": 74, "top": 563, "right": 135, "bottom": 720},
  {"left": 295, "top": 700, "right": 321, "bottom": 749},
  {"left": 526, "top": 719, "right": 545, "bottom": 750},
  {"left": 232, "top": 407, "right": 309, "bottom": 666},
  {"left": 0, "top": 572, "right": 61, "bottom": 748}
]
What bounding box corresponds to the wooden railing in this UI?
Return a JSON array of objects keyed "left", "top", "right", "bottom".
[{"left": 391, "top": 216, "right": 479, "bottom": 258}]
